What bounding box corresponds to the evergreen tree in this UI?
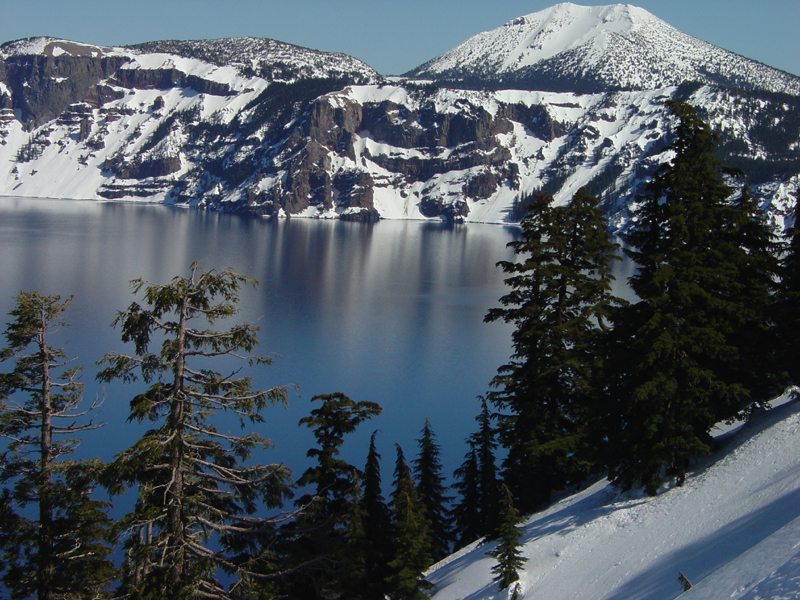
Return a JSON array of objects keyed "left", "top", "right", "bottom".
[
  {"left": 474, "top": 397, "right": 501, "bottom": 535},
  {"left": 336, "top": 476, "right": 370, "bottom": 600},
  {"left": 96, "top": 262, "right": 293, "bottom": 599},
  {"left": 606, "top": 101, "right": 779, "bottom": 492},
  {"left": 724, "top": 186, "right": 781, "bottom": 408},
  {"left": 412, "top": 418, "right": 453, "bottom": 561},
  {"left": 355, "top": 430, "right": 393, "bottom": 600},
  {"left": 284, "top": 392, "right": 381, "bottom": 600},
  {"left": 776, "top": 190, "right": 800, "bottom": 388},
  {"left": 0, "top": 291, "right": 115, "bottom": 600},
  {"left": 451, "top": 397, "right": 500, "bottom": 547},
  {"left": 386, "top": 444, "right": 432, "bottom": 600},
  {"left": 489, "top": 484, "right": 527, "bottom": 591},
  {"left": 451, "top": 444, "right": 482, "bottom": 547},
  {"left": 486, "top": 187, "right": 622, "bottom": 511}
]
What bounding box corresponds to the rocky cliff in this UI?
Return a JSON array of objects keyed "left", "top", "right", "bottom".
[{"left": 0, "top": 29, "right": 798, "bottom": 229}]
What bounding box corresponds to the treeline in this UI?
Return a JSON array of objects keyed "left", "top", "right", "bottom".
[
  {"left": 488, "top": 100, "right": 800, "bottom": 516},
  {"left": 0, "top": 263, "right": 522, "bottom": 599}
]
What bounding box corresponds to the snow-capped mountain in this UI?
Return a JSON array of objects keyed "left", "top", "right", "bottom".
[
  {"left": 427, "top": 391, "right": 800, "bottom": 600},
  {"left": 407, "top": 3, "right": 800, "bottom": 95},
  {"left": 0, "top": 5, "right": 798, "bottom": 229},
  {"left": 127, "top": 37, "right": 380, "bottom": 84}
]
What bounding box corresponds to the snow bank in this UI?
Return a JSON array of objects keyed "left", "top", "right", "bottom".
[{"left": 428, "top": 391, "right": 800, "bottom": 600}]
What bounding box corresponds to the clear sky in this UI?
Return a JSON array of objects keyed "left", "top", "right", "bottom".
[{"left": 2, "top": 0, "right": 799, "bottom": 77}]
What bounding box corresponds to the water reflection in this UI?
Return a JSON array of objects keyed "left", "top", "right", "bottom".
[{"left": 0, "top": 198, "right": 520, "bottom": 482}]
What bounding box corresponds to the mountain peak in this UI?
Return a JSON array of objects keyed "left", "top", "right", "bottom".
[
  {"left": 407, "top": 3, "right": 800, "bottom": 95},
  {"left": 489, "top": 3, "right": 657, "bottom": 71}
]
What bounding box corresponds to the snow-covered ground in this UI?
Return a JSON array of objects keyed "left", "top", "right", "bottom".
[{"left": 427, "top": 390, "right": 800, "bottom": 600}]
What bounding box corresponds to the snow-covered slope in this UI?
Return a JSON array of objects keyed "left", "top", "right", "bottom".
[
  {"left": 1, "top": 7, "right": 799, "bottom": 229},
  {"left": 127, "top": 38, "right": 379, "bottom": 84},
  {"left": 408, "top": 3, "right": 800, "bottom": 95},
  {"left": 427, "top": 391, "right": 800, "bottom": 600}
]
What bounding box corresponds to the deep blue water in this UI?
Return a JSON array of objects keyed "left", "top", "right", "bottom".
[{"left": 0, "top": 197, "right": 525, "bottom": 486}]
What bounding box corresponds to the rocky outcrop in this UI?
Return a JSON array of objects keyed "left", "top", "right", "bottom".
[
  {"left": 1, "top": 54, "right": 127, "bottom": 125},
  {"left": 82, "top": 84, "right": 125, "bottom": 108},
  {"left": 184, "top": 74, "right": 231, "bottom": 96},
  {"left": 419, "top": 196, "right": 470, "bottom": 222},
  {"left": 103, "top": 154, "right": 181, "bottom": 179},
  {"left": 113, "top": 67, "right": 184, "bottom": 90}
]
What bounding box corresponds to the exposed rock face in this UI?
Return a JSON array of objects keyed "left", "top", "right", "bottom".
[
  {"left": 1, "top": 53, "right": 127, "bottom": 125},
  {"left": 103, "top": 154, "right": 182, "bottom": 180},
  {"left": 1, "top": 35, "right": 798, "bottom": 228},
  {"left": 184, "top": 74, "right": 231, "bottom": 96},
  {"left": 114, "top": 68, "right": 184, "bottom": 90}
]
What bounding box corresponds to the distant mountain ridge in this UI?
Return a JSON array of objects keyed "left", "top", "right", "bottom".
[
  {"left": 0, "top": 5, "right": 798, "bottom": 229},
  {"left": 407, "top": 3, "right": 800, "bottom": 95}
]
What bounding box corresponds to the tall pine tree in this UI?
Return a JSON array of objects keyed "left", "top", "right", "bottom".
[
  {"left": 605, "top": 101, "right": 779, "bottom": 492},
  {"left": 486, "top": 187, "right": 622, "bottom": 511},
  {"left": 451, "top": 444, "right": 482, "bottom": 548},
  {"left": 489, "top": 484, "right": 527, "bottom": 592},
  {"left": 283, "top": 392, "right": 381, "bottom": 600},
  {"left": 355, "top": 430, "right": 393, "bottom": 600},
  {"left": 451, "top": 397, "right": 500, "bottom": 547},
  {"left": 776, "top": 190, "right": 800, "bottom": 389},
  {"left": 386, "top": 444, "right": 432, "bottom": 600},
  {"left": 412, "top": 418, "right": 453, "bottom": 561},
  {"left": 0, "top": 292, "right": 115, "bottom": 600},
  {"left": 96, "top": 263, "right": 294, "bottom": 599}
]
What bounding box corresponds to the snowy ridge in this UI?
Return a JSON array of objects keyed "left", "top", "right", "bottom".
[
  {"left": 0, "top": 37, "right": 127, "bottom": 59},
  {"left": 127, "top": 38, "right": 381, "bottom": 83},
  {"left": 408, "top": 3, "right": 800, "bottom": 95},
  {"left": 0, "top": 78, "right": 797, "bottom": 229},
  {"left": 1, "top": 7, "right": 799, "bottom": 227},
  {"left": 427, "top": 392, "right": 800, "bottom": 600}
]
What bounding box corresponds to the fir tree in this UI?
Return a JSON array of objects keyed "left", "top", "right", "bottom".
[
  {"left": 451, "top": 443, "right": 482, "bottom": 547},
  {"left": 776, "top": 190, "right": 800, "bottom": 389},
  {"left": 412, "top": 418, "right": 453, "bottom": 561},
  {"left": 489, "top": 484, "right": 527, "bottom": 591},
  {"left": 0, "top": 292, "right": 115, "bottom": 600},
  {"left": 451, "top": 397, "right": 501, "bottom": 547},
  {"left": 474, "top": 397, "right": 501, "bottom": 535},
  {"left": 356, "top": 430, "right": 393, "bottom": 600},
  {"left": 607, "top": 101, "right": 780, "bottom": 492},
  {"left": 284, "top": 392, "right": 381, "bottom": 600},
  {"left": 486, "top": 187, "right": 622, "bottom": 511},
  {"left": 96, "top": 262, "right": 293, "bottom": 599},
  {"left": 386, "top": 444, "right": 432, "bottom": 600},
  {"left": 724, "top": 186, "right": 781, "bottom": 408}
]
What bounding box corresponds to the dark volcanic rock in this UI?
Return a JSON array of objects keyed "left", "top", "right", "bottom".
[
  {"left": 104, "top": 154, "right": 181, "bottom": 179},
  {"left": 114, "top": 68, "right": 184, "bottom": 90},
  {"left": 2, "top": 54, "right": 127, "bottom": 126},
  {"left": 184, "top": 74, "right": 231, "bottom": 96}
]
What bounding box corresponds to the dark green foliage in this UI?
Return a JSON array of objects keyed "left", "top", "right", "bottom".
[
  {"left": 451, "top": 397, "right": 500, "bottom": 547},
  {"left": 489, "top": 484, "right": 527, "bottom": 591},
  {"left": 0, "top": 292, "right": 115, "bottom": 600},
  {"left": 486, "top": 187, "right": 622, "bottom": 511},
  {"left": 96, "top": 262, "right": 293, "bottom": 599},
  {"left": 725, "top": 187, "right": 781, "bottom": 407},
  {"left": 451, "top": 445, "right": 482, "bottom": 547},
  {"left": 385, "top": 445, "right": 432, "bottom": 600},
  {"left": 139, "top": 106, "right": 201, "bottom": 154},
  {"left": 352, "top": 431, "right": 393, "bottom": 600},
  {"left": 606, "top": 101, "right": 779, "bottom": 492},
  {"left": 776, "top": 191, "right": 800, "bottom": 388},
  {"left": 473, "top": 398, "right": 501, "bottom": 534},
  {"left": 412, "top": 418, "right": 453, "bottom": 561},
  {"left": 283, "top": 392, "right": 381, "bottom": 600},
  {"left": 13, "top": 135, "right": 44, "bottom": 163}
]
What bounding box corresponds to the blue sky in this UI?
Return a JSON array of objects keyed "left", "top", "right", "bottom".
[{"left": 2, "top": 0, "right": 799, "bottom": 76}]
